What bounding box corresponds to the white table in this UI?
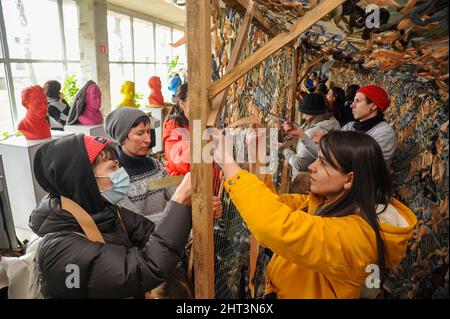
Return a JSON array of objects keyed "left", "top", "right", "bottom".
[
  {"left": 64, "top": 123, "right": 107, "bottom": 138},
  {"left": 0, "top": 131, "right": 74, "bottom": 229}
]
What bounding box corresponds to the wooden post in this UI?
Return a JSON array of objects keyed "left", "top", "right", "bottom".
[
  {"left": 208, "top": 0, "right": 345, "bottom": 99},
  {"left": 279, "top": 161, "right": 290, "bottom": 194},
  {"left": 290, "top": 46, "right": 300, "bottom": 122},
  {"left": 297, "top": 49, "right": 304, "bottom": 126},
  {"left": 186, "top": 0, "right": 215, "bottom": 299},
  {"left": 207, "top": 0, "right": 255, "bottom": 127},
  {"left": 280, "top": 45, "right": 301, "bottom": 194},
  {"left": 298, "top": 55, "right": 327, "bottom": 86}
]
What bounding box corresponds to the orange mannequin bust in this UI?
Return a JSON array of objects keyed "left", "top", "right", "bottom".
[
  {"left": 148, "top": 76, "right": 164, "bottom": 106},
  {"left": 18, "top": 85, "right": 51, "bottom": 140}
]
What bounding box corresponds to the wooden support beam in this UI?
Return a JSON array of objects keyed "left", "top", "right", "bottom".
[
  {"left": 208, "top": 0, "right": 345, "bottom": 100},
  {"left": 290, "top": 46, "right": 300, "bottom": 122},
  {"left": 186, "top": 0, "right": 215, "bottom": 299},
  {"left": 222, "top": 0, "right": 276, "bottom": 37},
  {"left": 279, "top": 160, "right": 290, "bottom": 194},
  {"left": 297, "top": 49, "right": 304, "bottom": 126},
  {"left": 207, "top": 0, "right": 255, "bottom": 127},
  {"left": 298, "top": 54, "right": 327, "bottom": 86}
]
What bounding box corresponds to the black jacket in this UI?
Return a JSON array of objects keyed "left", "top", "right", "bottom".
[{"left": 30, "top": 134, "right": 191, "bottom": 298}]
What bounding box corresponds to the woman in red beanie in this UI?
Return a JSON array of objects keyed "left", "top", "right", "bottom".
[
  {"left": 30, "top": 134, "right": 193, "bottom": 298},
  {"left": 341, "top": 84, "right": 397, "bottom": 163}
]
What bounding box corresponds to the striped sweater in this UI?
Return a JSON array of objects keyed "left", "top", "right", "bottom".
[{"left": 116, "top": 146, "right": 176, "bottom": 223}]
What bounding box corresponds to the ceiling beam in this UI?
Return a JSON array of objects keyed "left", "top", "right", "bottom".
[
  {"left": 208, "top": 0, "right": 345, "bottom": 100},
  {"left": 207, "top": 0, "right": 255, "bottom": 127},
  {"left": 222, "top": 0, "right": 277, "bottom": 37}
]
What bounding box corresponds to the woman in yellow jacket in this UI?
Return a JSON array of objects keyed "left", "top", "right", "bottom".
[{"left": 211, "top": 130, "right": 417, "bottom": 298}]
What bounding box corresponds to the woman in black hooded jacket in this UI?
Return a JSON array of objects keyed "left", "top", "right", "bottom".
[{"left": 29, "top": 134, "right": 192, "bottom": 298}]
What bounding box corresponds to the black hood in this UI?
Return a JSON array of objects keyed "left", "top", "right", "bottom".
[{"left": 33, "top": 134, "right": 105, "bottom": 215}]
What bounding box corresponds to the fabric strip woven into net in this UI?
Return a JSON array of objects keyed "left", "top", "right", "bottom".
[
  {"left": 211, "top": 3, "right": 295, "bottom": 298},
  {"left": 330, "top": 64, "right": 448, "bottom": 298}
]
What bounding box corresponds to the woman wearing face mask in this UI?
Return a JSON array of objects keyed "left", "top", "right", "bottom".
[
  {"left": 29, "top": 135, "right": 192, "bottom": 298},
  {"left": 212, "top": 130, "right": 417, "bottom": 298}
]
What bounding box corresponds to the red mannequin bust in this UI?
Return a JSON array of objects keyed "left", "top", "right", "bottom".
[
  {"left": 18, "top": 85, "right": 51, "bottom": 140},
  {"left": 148, "top": 76, "right": 164, "bottom": 106}
]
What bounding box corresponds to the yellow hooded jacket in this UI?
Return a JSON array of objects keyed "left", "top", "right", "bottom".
[{"left": 224, "top": 170, "right": 417, "bottom": 299}]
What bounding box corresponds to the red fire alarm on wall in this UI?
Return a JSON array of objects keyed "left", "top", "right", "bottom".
[{"left": 100, "top": 44, "right": 107, "bottom": 54}]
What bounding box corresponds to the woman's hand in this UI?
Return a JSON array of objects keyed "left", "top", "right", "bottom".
[
  {"left": 245, "top": 128, "right": 265, "bottom": 146},
  {"left": 210, "top": 132, "right": 235, "bottom": 167},
  {"left": 282, "top": 121, "right": 305, "bottom": 139},
  {"left": 171, "top": 173, "right": 191, "bottom": 206},
  {"left": 277, "top": 136, "right": 297, "bottom": 150},
  {"left": 213, "top": 196, "right": 223, "bottom": 219},
  {"left": 211, "top": 132, "right": 242, "bottom": 179},
  {"left": 245, "top": 128, "right": 265, "bottom": 164}
]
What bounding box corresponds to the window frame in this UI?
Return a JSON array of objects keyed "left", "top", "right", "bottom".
[
  {"left": 0, "top": 0, "right": 79, "bottom": 130},
  {"left": 107, "top": 5, "right": 185, "bottom": 106}
]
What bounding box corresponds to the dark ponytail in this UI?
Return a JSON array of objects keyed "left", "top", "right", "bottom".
[
  {"left": 43, "top": 80, "right": 62, "bottom": 99},
  {"left": 316, "top": 131, "right": 391, "bottom": 278},
  {"left": 168, "top": 83, "right": 189, "bottom": 128}
]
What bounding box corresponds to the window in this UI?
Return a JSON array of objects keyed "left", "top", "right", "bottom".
[
  {"left": 172, "top": 29, "right": 186, "bottom": 64},
  {"left": 0, "top": 64, "right": 14, "bottom": 133},
  {"left": 107, "top": 10, "right": 185, "bottom": 107},
  {"left": 67, "top": 62, "right": 82, "bottom": 84},
  {"left": 134, "top": 63, "right": 156, "bottom": 105},
  {"left": 155, "top": 24, "right": 172, "bottom": 63},
  {"left": 156, "top": 63, "right": 171, "bottom": 99},
  {"left": 0, "top": 0, "right": 81, "bottom": 130},
  {"left": 109, "top": 63, "right": 134, "bottom": 109},
  {"left": 108, "top": 11, "right": 133, "bottom": 62},
  {"left": 11, "top": 62, "right": 65, "bottom": 120},
  {"left": 3, "top": 0, "right": 63, "bottom": 60},
  {"left": 63, "top": 0, "right": 80, "bottom": 60},
  {"left": 133, "top": 18, "right": 154, "bottom": 63}
]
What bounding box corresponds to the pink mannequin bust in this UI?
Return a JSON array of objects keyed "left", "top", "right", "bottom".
[
  {"left": 18, "top": 85, "right": 51, "bottom": 140},
  {"left": 148, "top": 76, "right": 164, "bottom": 106},
  {"left": 78, "top": 83, "right": 103, "bottom": 125}
]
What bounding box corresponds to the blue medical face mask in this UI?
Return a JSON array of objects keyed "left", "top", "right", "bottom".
[{"left": 96, "top": 167, "right": 130, "bottom": 205}]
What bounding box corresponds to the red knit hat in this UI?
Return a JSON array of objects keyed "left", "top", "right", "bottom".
[
  {"left": 83, "top": 135, "right": 109, "bottom": 164},
  {"left": 357, "top": 85, "right": 391, "bottom": 112}
]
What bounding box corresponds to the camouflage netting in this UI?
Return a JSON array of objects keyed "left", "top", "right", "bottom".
[
  {"left": 330, "top": 64, "right": 449, "bottom": 299},
  {"left": 211, "top": 2, "right": 294, "bottom": 298},
  {"left": 208, "top": 0, "right": 448, "bottom": 299}
]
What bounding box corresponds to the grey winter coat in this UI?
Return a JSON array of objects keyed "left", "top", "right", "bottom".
[{"left": 342, "top": 121, "right": 397, "bottom": 161}]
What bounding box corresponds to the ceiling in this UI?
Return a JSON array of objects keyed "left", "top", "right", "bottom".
[
  {"left": 251, "top": 0, "right": 449, "bottom": 81},
  {"left": 107, "top": 0, "right": 186, "bottom": 28}
]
